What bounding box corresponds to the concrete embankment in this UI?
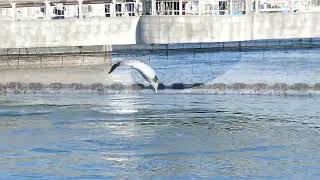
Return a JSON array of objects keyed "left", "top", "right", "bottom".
[
  {"left": 0, "top": 13, "right": 319, "bottom": 89},
  {"left": 0, "top": 17, "right": 139, "bottom": 48},
  {"left": 139, "top": 13, "right": 320, "bottom": 44},
  {"left": 0, "top": 13, "right": 319, "bottom": 49},
  {"left": 0, "top": 45, "right": 112, "bottom": 69},
  {"left": 0, "top": 13, "right": 319, "bottom": 69},
  {"left": 0, "top": 45, "right": 113, "bottom": 84}
]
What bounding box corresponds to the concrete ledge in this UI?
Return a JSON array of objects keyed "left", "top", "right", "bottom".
[
  {"left": 112, "top": 38, "right": 320, "bottom": 52},
  {"left": 0, "top": 45, "right": 112, "bottom": 69},
  {"left": 0, "top": 45, "right": 112, "bottom": 55},
  {"left": 0, "top": 54, "right": 110, "bottom": 69}
]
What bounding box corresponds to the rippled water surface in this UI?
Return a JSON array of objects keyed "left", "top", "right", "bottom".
[
  {"left": 113, "top": 47, "right": 320, "bottom": 85},
  {"left": 1, "top": 93, "right": 320, "bottom": 179},
  {"left": 1, "top": 47, "right": 320, "bottom": 179}
]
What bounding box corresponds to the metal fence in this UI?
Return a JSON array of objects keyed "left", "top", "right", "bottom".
[{"left": 0, "top": 0, "right": 319, "bottom": 20}]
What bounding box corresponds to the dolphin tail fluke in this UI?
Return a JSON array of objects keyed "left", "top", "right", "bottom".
[{"left": 108, "top": 62, "right": 120, "bottom": 74}]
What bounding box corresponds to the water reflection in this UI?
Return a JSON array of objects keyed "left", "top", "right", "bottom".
[
  {"left": 115, "top": 48, "right": 320, "bottom": 86},
  {"left": 1, "top": 47, "right": 320, "bottom": 178},
  {"left": 0, "top": 93, "right": 320, "bottom": 178}
]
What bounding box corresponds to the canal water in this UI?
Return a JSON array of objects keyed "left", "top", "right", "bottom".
[
  {"left": 1, "top": 47, "right": 320, "bottom": 179},
  {"left": 112, "top": 47, "right": 320, "bottom": 85}
]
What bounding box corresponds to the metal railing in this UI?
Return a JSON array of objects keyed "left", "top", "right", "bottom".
[
  {"left": 0, "top": 0, "right": 319, "bottom": 20},
  {"left": 156, "top": 1, "right": 180, "bottom": 15},
  {"left": 0, "top": 8, "right": 12, "bottom": 19}
]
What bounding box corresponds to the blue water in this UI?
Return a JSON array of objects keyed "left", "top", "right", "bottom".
[
  {"left": 1, "top": 48, "right": 320, "bottom": 179},
  {"left": 113, "top": 48, "right": 320, "bottom": 85}
]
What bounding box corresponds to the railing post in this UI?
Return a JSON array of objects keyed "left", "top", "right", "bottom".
[
  {"left": 136, "top": 0, "right": 142, "bottom": 15},
  {"left": 245, "top": 0, "right": 252, "bottom": 14},
  {"left": 179, "top": 0, "right": 183, "bottom": 15},
  {"left": 151, "top": 0, "right": 156, "bottom": 15},
  {"left": 255, "top": 0, "right": 259, "bottom": 13},
  {"left": 111, "top": 0, "right": 116, "bottom": 17},
  {"left": 230, "top": 0, "right": 233, "bottom": 15},
  {"left": 198, "top": 0, "right": 202, "bottom": 15},
  {"left": 44, "top": 0, "right": 50, "bottom": 20},
  {"left": 77, "top": 0, "right": 83, "bottom": 19},
  {"left": 290, "top": 0, "right": 294, "bottom": 12},
  {"left": 10, "top": 2, "right": 16, "bottom": 20}
]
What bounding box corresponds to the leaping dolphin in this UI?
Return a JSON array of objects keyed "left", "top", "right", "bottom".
[{"left": 108, "top": 60, "right": 159, "bottom": 93}]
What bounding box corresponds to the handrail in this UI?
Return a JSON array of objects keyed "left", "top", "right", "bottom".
[{"left": 0, "top": 1, "right": 320, "bottom": 20}]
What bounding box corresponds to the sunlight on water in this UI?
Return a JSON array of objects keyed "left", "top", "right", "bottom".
[
  {"left": 210, "top": 49, "right": 320, "bottom": 84},
  {"left": 91, "top": 94, "right": 141, "bottom": 114},
  {"left": 1, "top": 93, "right": 320, "bottom": 179},
  {"left": 114, "top": 48, "right": 320, "bottom": 86},
  {"left": 0, "top": 48, "right": 320, "bottom": 179}
]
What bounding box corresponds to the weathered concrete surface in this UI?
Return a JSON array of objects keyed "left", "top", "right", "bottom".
[
  {"left": 0, "top": 45, "right": 112, "bottom": 69},
  {"left": 0, "top": 17, "right": 139, "bottom": 48},
  {"left": 0, "top": 64, "right": 114, "bottom": 85},
  {"left": 0, "top": 45, "right": 112, "bottom": 55},
  {"left": 0, "top": 13, "right": 319, "bottom": 49},
  {"left": 139, "top": 13, "right": 320, "bottom": 44},
  {"left": 139, "top": 15, "right": 253, "bottom": 44},
  {"left": 0, "top": 48, "right": 113, "bottom": 83},
  {"left": 252, "top": 13, "right": 320, "bottom": 40},
  {"left": 0, "top": 54, "right": 110, "bottom": 69}
]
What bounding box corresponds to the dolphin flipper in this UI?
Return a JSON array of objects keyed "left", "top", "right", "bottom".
[{"left": 108, "top": 62, "right": 121, "bottom": 74}]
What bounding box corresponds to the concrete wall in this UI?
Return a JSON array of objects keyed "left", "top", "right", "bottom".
[
  {"left": 139, "top": 15, "right": 253, "bottom": 44},
  {"left": 139, "top": 12, "right": 320, "bottom": 44},
  {"left": 0, "top": 45, "right": 112, "bottom": 69},
  {"left": 0, "top": 13, "right": 320, "bottom": 49},
  {"left": 252, "top": 13, "right": 320, "bottom": 40},
  {"left": 0, "top": 53, "right": 111, "bottom": 69},
  {"left": 0, "top": 64, "right": 114, "bottom": 85},
  {"left": 113, "top": 38, "right": 320, "bottom": 52},
  {"left": 0, "top": 17, "right": 140, "bottom": 48}
]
